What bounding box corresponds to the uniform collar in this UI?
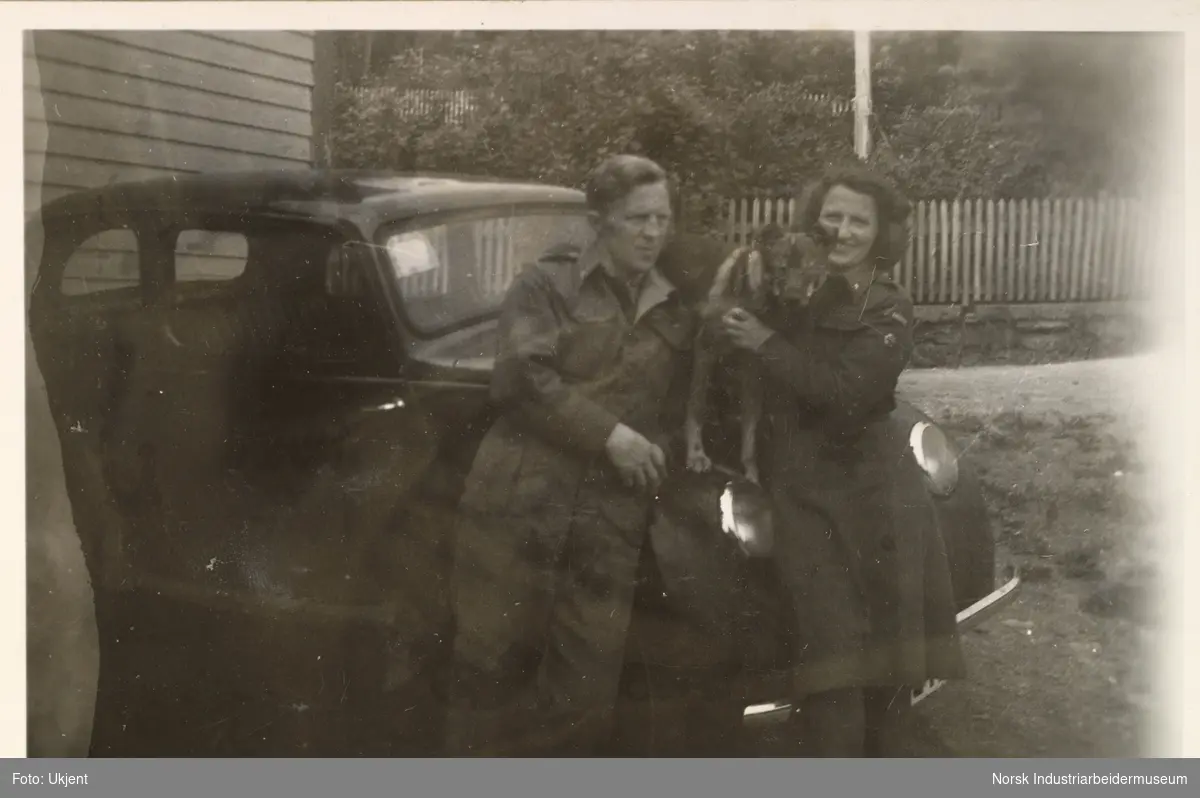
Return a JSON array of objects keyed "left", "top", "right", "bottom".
[
  {"left": 839, "top": 263, "right": 878, "bottom": 299},
  {"left": 577, "top": 242, "right": 607, "bottom": 284},
  {"left": 579, "top": 242, "right": 678, "bottom": 322}
]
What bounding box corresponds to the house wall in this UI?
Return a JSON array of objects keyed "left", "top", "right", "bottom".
[{"left": 24, "top": 30, "right": 319, "bottom": 214}]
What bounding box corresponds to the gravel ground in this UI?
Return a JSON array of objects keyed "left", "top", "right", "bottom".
[{"left": 883, "top": 354, "right": 1163, "bottom": 757}]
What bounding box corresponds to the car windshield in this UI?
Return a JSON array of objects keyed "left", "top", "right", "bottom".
[{"left": 383, "top": 209, "right": 595, "bottom": 335}]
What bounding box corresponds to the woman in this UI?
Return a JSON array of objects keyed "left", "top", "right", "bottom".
[{"left": 719, "top": 165, "right": 966, "bottom": 756}]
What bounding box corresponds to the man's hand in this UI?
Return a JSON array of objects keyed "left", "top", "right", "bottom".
[{"left": 605, "top": 423, "right": 668, "bottom": 492}]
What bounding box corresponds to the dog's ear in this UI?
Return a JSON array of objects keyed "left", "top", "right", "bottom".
[{"left": 706, "top": 245, "right": 750, "bottom": 302}]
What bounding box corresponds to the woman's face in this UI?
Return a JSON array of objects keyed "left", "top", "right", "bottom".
[{"left": 817, "top": 184, "right": 880, "bottom": 271}]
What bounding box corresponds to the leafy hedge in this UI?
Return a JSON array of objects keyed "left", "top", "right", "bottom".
[{"left": 329, "top": 32, "right": 1165, "bottom": 234}]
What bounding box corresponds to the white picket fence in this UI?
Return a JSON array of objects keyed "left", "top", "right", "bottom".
[
  {"left": 722, "top": 195, "right": 1156, "bottom": 305},
  {"left": 391, "top": 191, "right": 1158, "bottom": 307},
  {"left": 354, "top": 85, "right": 848, "bottom": 120},
  {"left": 351, "top": 87, "right": 476, "bottom": 125},
  {"left": 797, "top": 91, "right": 853, "bottom": 115}
]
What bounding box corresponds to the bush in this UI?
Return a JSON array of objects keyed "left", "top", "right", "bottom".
[
  {"left": 331, "top": 78, "right": 860, "bottom": 233},
  {"left": 867, "top": 106, "right": 1054, "bottom": 199},
  {"left": 330, "top": 31, "right": 1163, "bottom": 230}
]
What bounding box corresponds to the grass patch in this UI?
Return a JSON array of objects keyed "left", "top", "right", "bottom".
[{"left": 942, "top": 409, "right": 1151, "bottom": 595}]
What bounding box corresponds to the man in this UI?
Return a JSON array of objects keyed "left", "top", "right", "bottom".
[{"left": 443, "top": 154, "right": 702, "bottom": 756}]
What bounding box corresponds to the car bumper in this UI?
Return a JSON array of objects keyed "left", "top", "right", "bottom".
[{"left": 742, "top": 565, "right": 1024, "bottom": 725}]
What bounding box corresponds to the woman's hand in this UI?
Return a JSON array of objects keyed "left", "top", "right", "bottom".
[{"left": 721, "top": 307, "right": 776, "bottom": 352}]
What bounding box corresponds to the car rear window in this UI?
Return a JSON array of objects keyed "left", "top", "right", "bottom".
[
  {"left": 60, "top": 228, "right": 139, "bottom": 296},
  {"left": 383, "top": 210, "right": 594, "bottom": 335}
]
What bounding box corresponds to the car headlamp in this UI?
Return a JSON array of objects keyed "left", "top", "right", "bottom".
[{"left": 909, "top": 421, "right": 959, "bottom": 497}]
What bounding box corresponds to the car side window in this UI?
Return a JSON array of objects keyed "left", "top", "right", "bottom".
[
  {"left": 174, "top": 230, "right": 248, "bottom": 283},
  {"left": 60, "top": 228, "right": 139, "bottom": 296},
  {"left": 384, "top": 211, "right": 595, "bottom": 335},
  {"left": 143, "top": 220, "right": 394, "bottom": 379}
]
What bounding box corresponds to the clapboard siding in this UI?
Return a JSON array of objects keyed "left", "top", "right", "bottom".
[
  {"left": 25, "top": 30, "right": 319, "bottom": 216},
  {"left": 31, "top": 127, "right": 307, "bottom": 175},
  {"left": 31, "top": 154, "right": 187, "bottom": 193},
  {"left": 198, "top": 30, "right": 316, "bottom": 59},
  {"left": 25, "top": 60, "right": 313, "bottom": 137},
  {"left": 32, "top": 32, "right": 312, "bottom": 111},
  {"left": 26, "top": 91, "right": 312, "bottom": 162},
  {"left": 86, "top": 31, "right": 314, "bottom": 87}
]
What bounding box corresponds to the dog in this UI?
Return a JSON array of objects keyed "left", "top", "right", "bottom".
[{"left": 684, "top": 222, "right": 832, "bottom": 484}]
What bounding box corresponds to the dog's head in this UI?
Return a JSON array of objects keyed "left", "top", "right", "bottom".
[
  {"left": 748, "top": 224, "right": 833, "bottom": 306},
  {"left": 749, "top": 222, "right": 791, "bottom": 274}
]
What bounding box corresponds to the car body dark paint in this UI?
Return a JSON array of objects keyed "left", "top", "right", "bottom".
[{"left": 28, "top": 170, "right": 1001, "bottom": 757}]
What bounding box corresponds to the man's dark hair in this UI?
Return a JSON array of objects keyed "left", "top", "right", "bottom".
[{"left": 585, "top": 154, "right": 670, "bottom": 215}]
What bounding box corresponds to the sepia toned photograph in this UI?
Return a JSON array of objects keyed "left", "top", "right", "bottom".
[{"left": 23, "top": 21, "right": 1183, "bottom": 760}]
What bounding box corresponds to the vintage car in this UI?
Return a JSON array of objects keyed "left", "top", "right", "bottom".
[{"left": 27, "top": 170, "right": 1020, "bottom": 757}]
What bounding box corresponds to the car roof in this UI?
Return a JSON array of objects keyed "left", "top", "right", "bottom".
[{"left": 32, "top": 169, "right": 587, "bottom": 225}]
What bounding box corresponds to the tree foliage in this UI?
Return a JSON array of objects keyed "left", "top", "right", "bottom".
[{"left": 330, "top": 31, "right": 1174, "bottom": 231}]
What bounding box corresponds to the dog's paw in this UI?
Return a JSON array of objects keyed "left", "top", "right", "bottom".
[
  {"left": 687, "top": 450, "right": 713, "bottom": 473},
  {"left": 743, "top": 463, "right": 761, "bottom": 485}
]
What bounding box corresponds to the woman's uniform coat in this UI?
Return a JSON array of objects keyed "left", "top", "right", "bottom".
[{"left": 750, "top": 271, "right": 967, "bottom": 697}]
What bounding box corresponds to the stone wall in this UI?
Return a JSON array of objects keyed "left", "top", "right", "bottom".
[{"left": 910, "top": 302, "right": 1152, "bottom": 370}]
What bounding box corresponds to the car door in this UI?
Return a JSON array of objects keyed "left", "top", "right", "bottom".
[
  {"left": 32, "top": 203, "right": 420, "bottom": 755},
  {"left": 122, "top": 212, "right": 445, "bottom": 756},
  {"left": 29, "top": 209, "right": 154, "bottom": 591}
]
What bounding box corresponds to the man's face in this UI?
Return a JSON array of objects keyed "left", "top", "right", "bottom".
[{"left": 592, "top": 181, "right": 673, "bottom": 280}]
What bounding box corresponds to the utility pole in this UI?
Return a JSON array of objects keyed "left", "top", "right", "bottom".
[{"left": 854, "top": 30, "right": 872, "bottom": 160}]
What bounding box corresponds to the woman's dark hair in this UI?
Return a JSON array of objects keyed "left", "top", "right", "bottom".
[
  {"left": 796, "top": 164, "right": 913, "bottom": 270},
  {"left": 584, "top": 154, "right": 671, "bottom": 215}
]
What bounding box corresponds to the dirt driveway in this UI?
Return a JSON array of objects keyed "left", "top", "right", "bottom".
[{"left": 885, "top": 355, "right": 1160, "bottom": 757}]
